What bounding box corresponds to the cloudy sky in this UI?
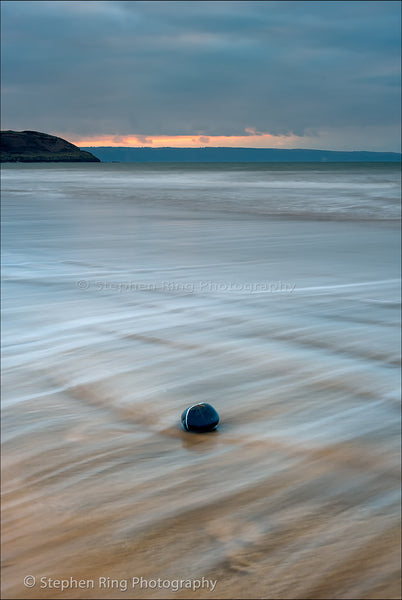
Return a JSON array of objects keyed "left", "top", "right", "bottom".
[{"left": 1, "top": 0, "right": 401, "bottom": 150}]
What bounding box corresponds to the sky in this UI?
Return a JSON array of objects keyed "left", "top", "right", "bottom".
[{"left": 1, "top": 0, "right": 401, "bottom": 151}]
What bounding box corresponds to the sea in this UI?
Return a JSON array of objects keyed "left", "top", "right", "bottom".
[{"left": 1, "top": 162, "right": 401, "bottom": 599}]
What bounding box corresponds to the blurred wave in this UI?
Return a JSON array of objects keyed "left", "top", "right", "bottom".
[{"left": 2, "top": 163, "right": 400, "bottom": 599}]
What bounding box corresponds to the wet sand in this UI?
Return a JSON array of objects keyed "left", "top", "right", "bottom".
[{"left": 1, "top": 163, "right": 401, "bottom": 599}]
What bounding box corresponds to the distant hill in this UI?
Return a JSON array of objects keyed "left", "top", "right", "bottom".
[
  {"left": 80, "top": 146, "right": 401, "bottom": 163},
  {"left": 1, "top": 131, "right": 100, "bottom": 162}
]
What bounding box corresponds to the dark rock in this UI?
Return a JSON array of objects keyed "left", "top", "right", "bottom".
[
  {"left": 181, "top": 403, "right": 219, "bottom": 433},
  {"left": 0, "top": 130, "right": 100, "bottom": 162}
]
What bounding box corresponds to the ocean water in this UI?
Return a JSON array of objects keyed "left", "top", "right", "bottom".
[{"left": 1, "top": 162, "right": 401, "bottom": 599}]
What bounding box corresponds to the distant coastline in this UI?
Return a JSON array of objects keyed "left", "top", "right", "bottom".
[
  {"left": 1, "top": 132, "right": 400, "bottom": 163},
  {"left": 80, "top": 146, "right": 402, "bottom": 163}
]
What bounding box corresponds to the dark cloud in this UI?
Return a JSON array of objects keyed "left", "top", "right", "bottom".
[{"left": 1, "top": 1, "right": 400, "bottom": 149}]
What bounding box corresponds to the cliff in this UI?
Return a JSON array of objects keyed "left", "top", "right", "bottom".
[{"left": 0, "top": 130, "right": 100, "bottom": 162}]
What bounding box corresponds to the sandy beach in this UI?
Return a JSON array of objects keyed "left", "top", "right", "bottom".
[{"left": 1, "top": 163, "right": 401, "bottom": 599}]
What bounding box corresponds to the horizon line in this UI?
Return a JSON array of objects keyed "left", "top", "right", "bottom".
[
  {"left": 2, "top": 131, "right": 400, "bottom": 154},
  {"left": 79, "top": 145, "right": 402, "bottom": 154}
]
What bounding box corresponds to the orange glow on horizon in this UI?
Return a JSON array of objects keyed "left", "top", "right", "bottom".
[{"left": 69, "top": 132, "right": 302, "bottom": 149}]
